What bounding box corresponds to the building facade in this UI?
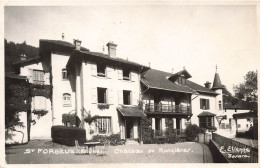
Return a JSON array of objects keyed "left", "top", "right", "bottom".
[{"left": 7, "top": 38, "right": 228, "bottom": 144}]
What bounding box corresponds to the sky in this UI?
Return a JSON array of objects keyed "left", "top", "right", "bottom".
[{"left": 4, "top": 4, "right": 258, "bottom": 94}]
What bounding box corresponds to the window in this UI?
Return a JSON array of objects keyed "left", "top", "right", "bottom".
[
  {"left": 200, "top": 99, "right": 210, "bottom": 110},
  {"left": 62, "top": 69, "right": 68, "bottom": 80},
  {"left": 178, "top": 75, "right": 186, "bottom": 85},
  {"left": 33, "top": 70, "right": 44, "bottom": 84},
  {"left": 97, "top": 64, "right": 106, "bottom": 77},
  {"left": 238, "top": 124, "right": 241, "bottom": 128},
  {"left": 63, "top": 93, "right": 71, "bottom": 106},
  {"left": 219, "top": 101, "right": 222, "bottom": 110},
  {"left": 123, "top": 69, "right": 131, "bottom": 80},
  {"left": 123, "top": 90, "right": 131, "bottom": 105},
  {"left": 246, "top": 124, "right": 248, "bottom": 128},
  {"left": 96, "top": 117, "right": 111, "bottom": 134},
  {"left": 97, "top": 88, "right": 107, "bottom": 104},
  {"left": 199, "top": 116, "right": 214, "bottom": 128}
]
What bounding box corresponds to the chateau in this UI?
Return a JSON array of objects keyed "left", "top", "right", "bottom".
[{"left": 6, "top": 38, "right": 244, "bottom": 144}]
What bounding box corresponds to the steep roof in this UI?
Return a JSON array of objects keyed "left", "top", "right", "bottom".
[
  {"left": 168, "top": 69, "right": 192, "bottom": 81},
  {"left": 13, "top": 56, "right": 41, "bottom": 67},
  {"left": 40, "top": 39, "right": 89, "bottom": 52},
  {"left": 186, "top": 80, "right": 218, "bottom": 95},
  {"left": 212, "top": 72, "right": 225, "bottom": 90},
  {"left": 141, "top": 69, "right": 197, "bottom": 94},
  {"left": 68, "top": 49, "right": 149, "bottom": 71}
]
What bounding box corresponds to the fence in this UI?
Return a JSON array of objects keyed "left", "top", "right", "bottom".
[{"left": 212, "top": 133, "right": 258, "bottom": 163}]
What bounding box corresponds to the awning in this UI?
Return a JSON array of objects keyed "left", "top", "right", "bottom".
[
  {"left": 197, "top": 111, "right": 216, "bottom": 117},
  {"left": 233, "top": 112, "right": 257, "bottom": 119},
  {"left": 117, "top": 106, "right": 146, "bottom": 118}
]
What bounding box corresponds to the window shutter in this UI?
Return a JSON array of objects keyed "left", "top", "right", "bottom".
[
  {"left": 106, "top": 67, "right": 112, "bottom": 78},
  {"left": 118, "top": 90, "right": 123, "bottom": 105},
  {"left": 132, "top": 91, "right": 138, "bottom": 105},
  {"left": 91, "top": 64, "right": 97, "bottom": 76},
  {"left": 108, "top": 89, "right": 113, "bottom": 104},
  {"left": 28, "top": 68, "right": 33, "bottom": 83},
  {"left": 118, "top": 69, "right": 123, "bottom": 80},
  {"left": 206, "top": 99, "right": 210, "bottom": 109},
  {"left": 44, "top": 72, "right": 50, "bottom": 84},
  {"left": 131, "top": 72, "right": 136, "bottom": 82},
  {"left": 200, "top": 99, "right": 203, "bottom": 109},
  {"left": 91, "top": 88, "right": 97, "bottom": 104}
]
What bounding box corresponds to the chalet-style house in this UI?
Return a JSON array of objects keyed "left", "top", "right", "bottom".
[{"left": 6, "top": 38, "right": 229, "bottom": 144}]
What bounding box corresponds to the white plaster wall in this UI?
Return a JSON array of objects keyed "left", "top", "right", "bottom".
[
  {"left": 30, "top": 97, "right": 52, "bottom": 139},
  {"left": 5, "top": 112, "right": 28, "bottom": 144},
  {"left": 191, "top": 94, "right": 217, "bottom": 127},
  {"left": 51, "top": 53, "right": 76, "bottom": 125},
  {"left": 81, "top": 60, "right": 141, "bottom": 138}
]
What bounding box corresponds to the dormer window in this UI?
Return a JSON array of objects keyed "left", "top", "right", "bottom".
[
  {"left": 97, "top": 64, "right": 106, "bottom": 77},
  {"left": 178, "top": 75, "right": 186, "bottom": 85},
  {"left": 123, "top": 69, "right": 131, "bottom": 81}
]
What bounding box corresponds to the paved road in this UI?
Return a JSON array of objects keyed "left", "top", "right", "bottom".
[{"left": 5, "top": 140, "right": 214, "bottom": 164}]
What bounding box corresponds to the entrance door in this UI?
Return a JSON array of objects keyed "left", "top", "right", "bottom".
[
  {"left": 176, "top": 118, "right": 181, "bottom": 135},
  {"left": 126, "top": 119, "right": 134, "bottom": 139}
]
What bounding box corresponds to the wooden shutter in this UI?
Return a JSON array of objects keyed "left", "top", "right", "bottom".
[
  {"left": 106, "top": 67, "right": 112, "bottom": 78},
  {"left": 131, "top": 72, "right": 137, "bottom": 82},
  {"left": 118, "top": 90, "right": 123, "bottom": 105},
  {"left": 132, "top": 91, "right": 138, "bottom": 105},
  {"left": 108, "top": 89, "right": 113, "bottom": 104},
  {"left": 28, "top": 68, "right": 33, "bottom": 83},
  {"left": 44, "top": 72, "right": 50, "bottom": 85},
  {"left": 200, "top": 98, "right": 203, "bottom": 109},
  {"left": 206, "top": 99, "right": 210, "bottom": 109},
  {"left": 91, "top": 88, "right": 97, "bottom": 104},
  {"left": 118, "top": 69, "right": 123, "bottom": 80},
  {"left": 91, "top": 64, "right": 97, "bottom": 76}
]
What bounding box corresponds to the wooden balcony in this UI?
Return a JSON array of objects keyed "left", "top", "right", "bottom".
[{"left": 145, "top": 103, "right": 192, "bottom": 114}]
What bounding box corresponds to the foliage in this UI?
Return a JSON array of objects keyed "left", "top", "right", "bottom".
[
  {"left": 185, "top": 124, "right": 200, "bottom": 141},
  {"left": 82, "top": 108, "right": 99, "bottom": 125},
  {"left": 5, "top": 78, "right": 30, "bottom": 130},
  {"left": 97, "top": 103, "right": 110, "bottom": 110},
  {"left": 32, "top": 110, "right": 48, "bottom": 119},
  {"left": 233, "top": 70, "right": 258, "bottom": 112},
  {"left": 165, "top": 118, "right": 177, "bottom": 143},
  {"left": 91, "top": 133, "right": 124, "bottom": 146},
  {"left": 62, "top": 112, "right": 81, "bottom": 127},
  {"left": 51, "top": 125, "right": 86, "bottom": 146},
  {"left": 140, "top": 117, "right": 153, "bottom": 144},
  {"left": 5, "top": 39, "right": 39, "bottom": 72},
  {"left": 30, "top": 84, "right": 52, "bottom": 99},
  {"left": 138, "top": 100, "right": 144, "bottom": 110}
]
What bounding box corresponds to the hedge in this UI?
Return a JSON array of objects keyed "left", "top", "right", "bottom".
[{"left": 51, "top": 126, "right": 86, "bottom": 146}]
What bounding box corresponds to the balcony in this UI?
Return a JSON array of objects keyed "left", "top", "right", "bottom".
[{"left": 145, "top": 103, "right": 191, "bottom": 114}]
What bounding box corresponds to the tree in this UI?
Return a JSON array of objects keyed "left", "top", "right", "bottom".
[{"left": 233, "top": 70, "right": 258, "bottom": 112}]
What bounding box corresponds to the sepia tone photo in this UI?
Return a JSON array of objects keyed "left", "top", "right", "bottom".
[{"left": 3, "top": 2, "right": 259, "bottom": 165}]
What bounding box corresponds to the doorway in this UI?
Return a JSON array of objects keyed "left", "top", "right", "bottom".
[{"left": 126, "top": 118, "right": 134, "bottom": 139}]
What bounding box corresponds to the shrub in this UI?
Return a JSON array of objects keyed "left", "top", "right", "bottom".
[
  {"left": 91, "top": 133, "right": 123, "bottom": 146},
  {"left": 185, "top": 124, "right": 200, "bottom": 141},
  {"left": 51, "top": 126, "right": 86, "bottom": 146}
]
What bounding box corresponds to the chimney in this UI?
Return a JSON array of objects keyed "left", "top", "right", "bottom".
[
  {"left": 204, "top": 81, "right": 211, "bottom": 89},
  {"left": 21, "top": 54, "right": 27, "bottom": 61},
  {"left": 106, "top": 41, "right": 117, "bottom": 58},
  {"left": 73, "top": 39, "right": 82, "bottom": 50}
]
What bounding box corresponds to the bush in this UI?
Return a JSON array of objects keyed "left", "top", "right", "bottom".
[
  {"left": 51, "top": 126, "right": 86, "bottom": 146},
  {"left": 185, "top": 124, "right": 200, "bottom": 141},
  {"left": 91, "top": 133, "right": 123, "bottom": 146}
]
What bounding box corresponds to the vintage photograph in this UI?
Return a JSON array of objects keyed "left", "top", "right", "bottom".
[{"left": 4, "top": 3, "right": 258, "bottom": 164}]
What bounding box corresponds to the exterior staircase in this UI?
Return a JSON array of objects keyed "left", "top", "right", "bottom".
[{"left": 125, "top": 139, "right": 139, "bottom": 145}]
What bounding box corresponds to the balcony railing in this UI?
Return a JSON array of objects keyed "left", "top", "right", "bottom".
[
  {"left": 153, "top": 129, "right": 186, "bottom": 137},
  {"left": 145, "top": 103, "right": 191, "bottom": 114}
]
